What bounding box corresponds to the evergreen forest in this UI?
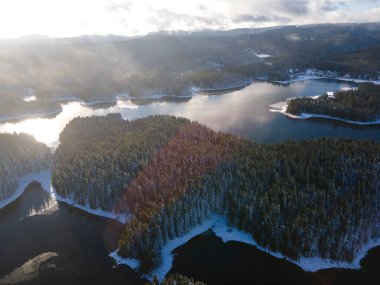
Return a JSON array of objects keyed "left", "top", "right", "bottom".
[
  {"left": 287, "top": 83, "right": 380, "bottom": 122},
  {"left": 52, "top": 115, "right": 380, "bottom": 272}
]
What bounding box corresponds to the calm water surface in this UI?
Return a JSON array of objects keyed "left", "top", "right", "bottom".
[
  {"left": 1, "top": 79, "right": 379, "bottom": 285},
  {"left": 0, "top": 184, "right": 144, "bottom": 285},
  {"left": 1, "top": 79, "right": 379, "bottom": 148}
]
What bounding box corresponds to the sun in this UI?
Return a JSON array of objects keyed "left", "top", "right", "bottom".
[{"left": 0, "top": 0, "right": 106, "bottom": 38}]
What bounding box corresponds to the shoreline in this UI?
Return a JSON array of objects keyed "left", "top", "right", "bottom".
[
  {"left": 261, "top": 76, "right": 380, "bottom": 85},
  {"left": 196, "top": 81, "right": 252, "bottom": 94},
  {"left": 0, "top": 170, "right": 128, "bottom": 224},
  {"left": 2, "top": 172, "right": 380, "bottom": 280},
  {"left": 0, "top": 84, "right": 248, "bottom": 124},
  {"left": 269, "top": 101, "right": 380, "bottom": 125},
  {"left": 3, "top": 77, "right": 375, "bottom": 124},
  {"left": 0, "top": 109, "right": 62, "bottom": 123},
  {"left": 0, "top": 94, "right": 192, "bottom": 123},
  {"left": 110, "top": 214, "right": 380, "bottom": 282}
]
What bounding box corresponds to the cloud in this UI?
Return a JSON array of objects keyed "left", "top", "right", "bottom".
[
  {"left": 279, "top": 0, "right": 310, "bottom": 15},
  {"left": 0, "top": 0, "right": 379, "bottom": 38},
  {"left": 320, "top": 0, "right": 347, "bottom": 12},
  {"left": 234, "top": 14, "right": 291, "bottom": 24}
]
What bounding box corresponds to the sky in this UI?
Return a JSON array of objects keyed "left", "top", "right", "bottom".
[{"left": 0, "top": 0, "right": 379, "bottom": 38}]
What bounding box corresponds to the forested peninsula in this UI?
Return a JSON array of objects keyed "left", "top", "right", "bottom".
[
  {"left": 0, "top": 133, "right": 52, "bottom": 201},
  {"left": 286, "top": 83, "right": 380, "bottom": 122},
  {"left": 52, "top": 114, "right": 380, "bottom": 273}
]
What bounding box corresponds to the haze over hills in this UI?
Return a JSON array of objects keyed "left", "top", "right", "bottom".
[
  {"left": 1, "top": 2, "right": 380, "bottom": 282},
  {"left": 0, "top": 22, "right": 380, "bottom": 118}
]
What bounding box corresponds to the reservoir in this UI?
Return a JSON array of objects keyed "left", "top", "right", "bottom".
[{"left": 1, "top": 79, "right": 379, "bottom": 284}]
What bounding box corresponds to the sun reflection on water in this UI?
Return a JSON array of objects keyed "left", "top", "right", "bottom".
[{"left": 0, "top": 100, "right": 138, "bottom": 149}]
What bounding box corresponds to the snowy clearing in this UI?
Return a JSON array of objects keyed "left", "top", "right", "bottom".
[{"left": 0, "top": 170, "right": 128, "bottom": 224}]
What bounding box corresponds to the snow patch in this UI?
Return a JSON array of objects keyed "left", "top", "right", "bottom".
[
  {"left": 23, "top": 95, "right": 37, "bottom": 102},
  {"left": 327, "top": 92, "right": 335, "bottom": 98},
  {"left": 23, "top": 88, "right": 37, "bottom": 102},
  {"left": 109, "top": 250, "right": 140, "bottom": 270},
  {"left": 248, "top": 48, "right": 272, "bottom": 59},
  {"left": 340, "top": 87, "right": 359, "bottom": 91},
  {"left": 255, "top": 53, "right": 272, "bottom": 59}
]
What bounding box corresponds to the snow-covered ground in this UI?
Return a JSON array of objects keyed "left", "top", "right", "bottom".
[
  {"left": 23, "top": 95, "right": 37, "bottom": 102},
  {"left": 248, "top": 48, "right": 272, "bottom": 59},
  {"left": 337, "top": 77, "right": 380, "bottom": 85},
  {"left": 255, "top": 53, "right": 272, "bottom": 59},
  {"left": 271, "top": 75, "right": 380, "bottom": 85},
  {"left": 0, "top": 170, "right": 128, "bottom": 223},
  {"left": 121, "top": 215, "right": 380, "bottom": 281},
  {"left": 110, "top": 214, "right": 380, "bottom": 281},
  {"left": 269, "top": 101, "right": 380, "bottom": 125},
  {"left": 109, "top": 250, "right": 140, "bottom": 270}
]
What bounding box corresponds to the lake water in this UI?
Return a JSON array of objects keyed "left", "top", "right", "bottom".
[
  {"left": 0, "top": 184, "right": 145, "bottom": 285},
  {"left": 1, "top": 79, "right": 380, "bottom": 285},
  {"left": 1, "top": 79, "right": 380, "bottom": 149},
  {"left": 169, "top": 232, "right": 380, "bottom": 285}
]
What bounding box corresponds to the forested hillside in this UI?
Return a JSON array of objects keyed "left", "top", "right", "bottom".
[
  {"left": 314, "top": 46, "right": 380, "bottom": 78},
  {"left": 287, "top": 83, "right": 380, "bottom": 121},
  {"left": 53, "top": 115, "right": 380, "bottom": 273},
  {"left": 0, "top": 133, "right": 52, "bottom": 201},
  {"left": 52, "top": 114, "right": 190, "bottom": 211}
]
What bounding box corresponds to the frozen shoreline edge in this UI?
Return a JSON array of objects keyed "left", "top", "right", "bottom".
[
  {"left": 269, "top": 101, "right": 380, "bottom": 125},
  {"left": 110, "top": 214, "right": 380, "bottom": 282},
  {"left": 263, "top": 76, "right": 380, "bottom": 85},
  {"left": 0, "top": 170, "right": 128, "bottom": 224}
]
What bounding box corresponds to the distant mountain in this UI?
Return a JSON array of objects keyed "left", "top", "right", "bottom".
[
  {"left": 148, "top": 26, "right": 291, "bottom": 37},
  {"left": 1, "top": 22, "right": 380, "bottom": 117}
]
